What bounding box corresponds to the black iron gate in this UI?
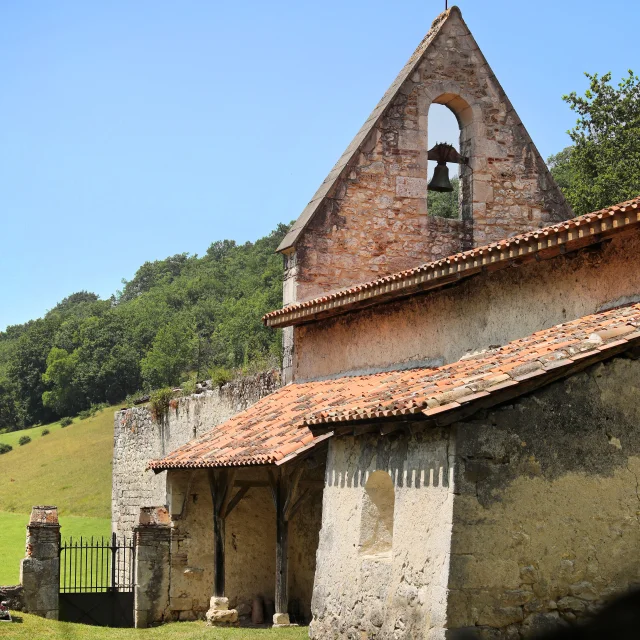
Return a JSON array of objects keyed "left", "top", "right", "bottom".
[{"left": 59, "top": 533, "right": 135, "bottom": 627}]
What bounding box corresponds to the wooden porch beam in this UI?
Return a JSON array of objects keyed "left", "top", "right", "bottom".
[
  {"left": 266, "top": 463, "right": 312, "bottom": 620},
  {"left": 224, "top": 485, "right": 250, "bottom": 518},
  {"left": 282, "top": 466, "right": 303, "bottom": 520},
  {"left": 234, "top": 479, "right": 323, "bottom": 490},
  {"left": 218, "top": 470, "right": 237, "bottom": 519},
  {"left": 208, "top": 469, "right": 228, "bottom": 598},
  {"left": 285, "top": 488, "right": 311, "bottom": 522}
]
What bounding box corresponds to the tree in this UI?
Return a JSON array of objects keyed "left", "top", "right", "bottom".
[
  {"left": 48, "top": 291, "right": 100, "bottom": 317},
  {"left": 0, "top": 377, "right": 19, "bottom": 431},
  {"left": 206, "top": 239, "right": 237, "bottom": 262},
  {"left": 141, "top": 317, "right": 198, "bottom": 388},
  {"left": 8, "top": 318, "right": 59, "bottom": 425},
  {"left": 551, "top": 71, "right": 640, "bottom": 214},
  {"left": 427, "top": 177, "right": 460, "bottom": 219},
  {"left": 118, "top": 253, "right": 194, "bottom": 302},
  {"left": 547, "top": 147, "right": 574, "bottom": 194},
  {"left": 0, "top": 223, "right": 291, "bottom": 427},
  {"left": 41, "top": 348, "right": 83, "bottom": 416},
  {"left": 96, "top": 343, "right": 142, "bottom": 404}
]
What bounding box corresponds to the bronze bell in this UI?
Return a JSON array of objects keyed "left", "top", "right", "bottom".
[{"left": 427, "top": 161, "right": 453, "bottom": 193}]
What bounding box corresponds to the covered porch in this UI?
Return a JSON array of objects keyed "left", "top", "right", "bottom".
[
  {"left": 163, "top": 457, "right": 326, "bottom": 626},
  {"left": 147, "top": 397, "right": 332, "bottom": 628}
]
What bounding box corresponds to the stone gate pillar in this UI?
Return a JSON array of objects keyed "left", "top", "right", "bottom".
[
  {"left": 133, "top": 506, "right": 171, "bottom": 628},
  {"left": 20, "top": 506, "right": 60, "bottom": 619}
]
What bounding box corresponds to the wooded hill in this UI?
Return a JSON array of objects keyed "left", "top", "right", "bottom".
[{"left": 0, "top": 224, "right": 289, "bottom": 432}]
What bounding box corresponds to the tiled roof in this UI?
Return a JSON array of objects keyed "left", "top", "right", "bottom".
[
  {"left": 264, "top": 196, "right": 640, "bottom": 328},
  {"left": 149, "top": 302, "right": 640, "bottom": 470}
]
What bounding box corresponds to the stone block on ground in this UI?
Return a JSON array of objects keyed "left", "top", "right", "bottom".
[
  {"left": 206, "top": 608, "right": 239, "bottom": 626},
  {"left": 206, "top": 597, "right": 238, "bottom": 627},
  {"left": 273, "top": 611, "right": 298, "bottom": 627}
]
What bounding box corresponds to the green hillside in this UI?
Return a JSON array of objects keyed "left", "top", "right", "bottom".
[
  {"left": 0, "top": 224, "right": 289, "bottom": 434},
  {"left": 0, "top": 407, "right": 117, "bottom": 518},
  {"left": 0, "top": 511, "right": 110, "bottom": 586},
  {"left": 0, "top": 407, "right": 117, "bottom": 584}
]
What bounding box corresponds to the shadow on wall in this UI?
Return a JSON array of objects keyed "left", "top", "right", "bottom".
[
  {"left": 451, "top": 588, "right": 640, "bottom": 640},
  {"left": 325, "top": 441, "right": 451, "bottom": 491}
]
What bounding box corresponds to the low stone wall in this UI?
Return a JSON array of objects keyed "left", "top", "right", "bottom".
[
  {"left": 112, "top": 370, "right": 280, "bottom": 539},
  {"left": 0, "top": 585, "right": 24, "bottom": 611}
]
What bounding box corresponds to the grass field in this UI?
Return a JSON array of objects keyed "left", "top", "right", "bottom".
[
  {"left": 0, "top": 613, "right": 307, "bottom": 639},
  {"left": 0, "top": 511, "right": 111, "bottom": 585},
  {"left": 0, "top": 407, "right": 121, "bottom": 519},
  {"left": 0, "top": 407, "right": 120, "bottom": 585}
]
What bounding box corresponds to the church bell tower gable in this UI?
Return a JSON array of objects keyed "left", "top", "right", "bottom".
[{"left": 279, "top": 6, "right": 572, "bottom": 305}]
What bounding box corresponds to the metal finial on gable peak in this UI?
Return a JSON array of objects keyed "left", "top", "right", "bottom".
[{"left": 445, "top": 0, "right": 448, "bottom": 8}]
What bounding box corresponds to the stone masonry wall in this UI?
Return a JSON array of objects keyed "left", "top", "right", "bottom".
[
  {"left": 310, "top": 430, "right": 454, "bottom": 639},
  {"left": 0, "top": 586, "right": 24, "bottom": 612},
  {"left": 134, "top": 507, "right": 172, "bottom": 628},
  {"left": 112, "top": 371, "right": 280, "bottom": 539},
  {"left": 20, "top": 506, "right": 60, "bottom": 620},
  {"left": 449, "top": 355, "right": 640, "bottom": 638},
  {"left": 294, "top": 232, "right": 640, "bottom": 381},
  {"left": 291, "top": 8, "right": 570, "bottom": 303}
]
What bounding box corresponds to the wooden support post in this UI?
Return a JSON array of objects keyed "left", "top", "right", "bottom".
[
  {"left": 208, "top": 468, "right": 236, "bottom": 598},
  {"left": 213, "top": 513, "right": 225, "bottom": 598},
  {"left": 268, "top": 464, "right": 313, "bottom": 626},
  {"left": 274, "top": 469, "right": 289, "bottom": 619},
  {"left": 206, "top": 468, "right": 244, "bottom": 626},
  {"left": 208, "top": 469, "right": 227, "bottom": 598}
]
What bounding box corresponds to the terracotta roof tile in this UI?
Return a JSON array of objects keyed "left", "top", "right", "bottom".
[
  {"left": 264, "top": 196, "right": 640, "bottom": 328},
  {"left": 149, "top": 302, "right": 640, "bottom": 470}
]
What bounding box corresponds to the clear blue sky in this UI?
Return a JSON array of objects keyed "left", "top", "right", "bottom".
[{"left": 1, "top": 0, "right": 638, "bottom": 331}]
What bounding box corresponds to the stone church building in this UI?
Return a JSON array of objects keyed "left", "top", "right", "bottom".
[{"left": 112, "top": 7, "right": 640, "bottom": 638}]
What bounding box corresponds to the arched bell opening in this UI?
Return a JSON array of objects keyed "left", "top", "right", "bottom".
[{"left": 427, "top": 93, "right": 474, "bottom": 225}]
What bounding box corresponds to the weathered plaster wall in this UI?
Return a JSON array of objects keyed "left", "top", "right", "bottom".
[
  {"left": 111, "top": 371, "right": 280, "bottom": 539},
  {"left": 449, "top": 355, "right": 640, "bottom": 638},
  {"left": 310, "top": 430, "right": 454, "bottom": 639},
  {"left": 294, "top": 232, "right": 640, "bottom": 381},
  {"left": 311, "top": 355, "right": 640, "bottom": 638},
  {"left": 291, "top": 8, "right": 570, "bottom": 303},
  {"left": 165, "top": 467, "right": 323, "bottom": 623}
]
